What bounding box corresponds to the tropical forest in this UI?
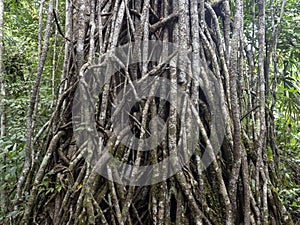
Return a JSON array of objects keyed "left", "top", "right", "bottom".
[{"left": 0, "top": 0, "right": 299, "bottom": 224}]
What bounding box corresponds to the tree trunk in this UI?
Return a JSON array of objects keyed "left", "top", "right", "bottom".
[
  {"left": 0, "top": 0, "right": 6, "bottom": 215},
  {"left": 14, "top": 0, "right": 294, "bottom": 224}
]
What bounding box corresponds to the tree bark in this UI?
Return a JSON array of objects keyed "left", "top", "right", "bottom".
[
  {"left": 12, "top": 0, "right": 294, "bottom": 224},
  {"left": 0, "top": 0, "right": 6, "bottom": 215}
]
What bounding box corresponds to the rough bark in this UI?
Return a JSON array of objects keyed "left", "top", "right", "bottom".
[{"left": 11, "top": 0, "right": 294, "bottom": 224}]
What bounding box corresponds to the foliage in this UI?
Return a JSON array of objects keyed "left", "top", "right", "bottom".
[
  {"left": 271, "top": 0, "right": 300, "bottom": 221},
  {"left": 0, "top": 0, "right": 54, "bottom": 221},
  {"left": 275, "top": 115, "right": 300, "bottom": 220},
  {"left": 0, "top": 0, "right": 299, "bottom": 223}
]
